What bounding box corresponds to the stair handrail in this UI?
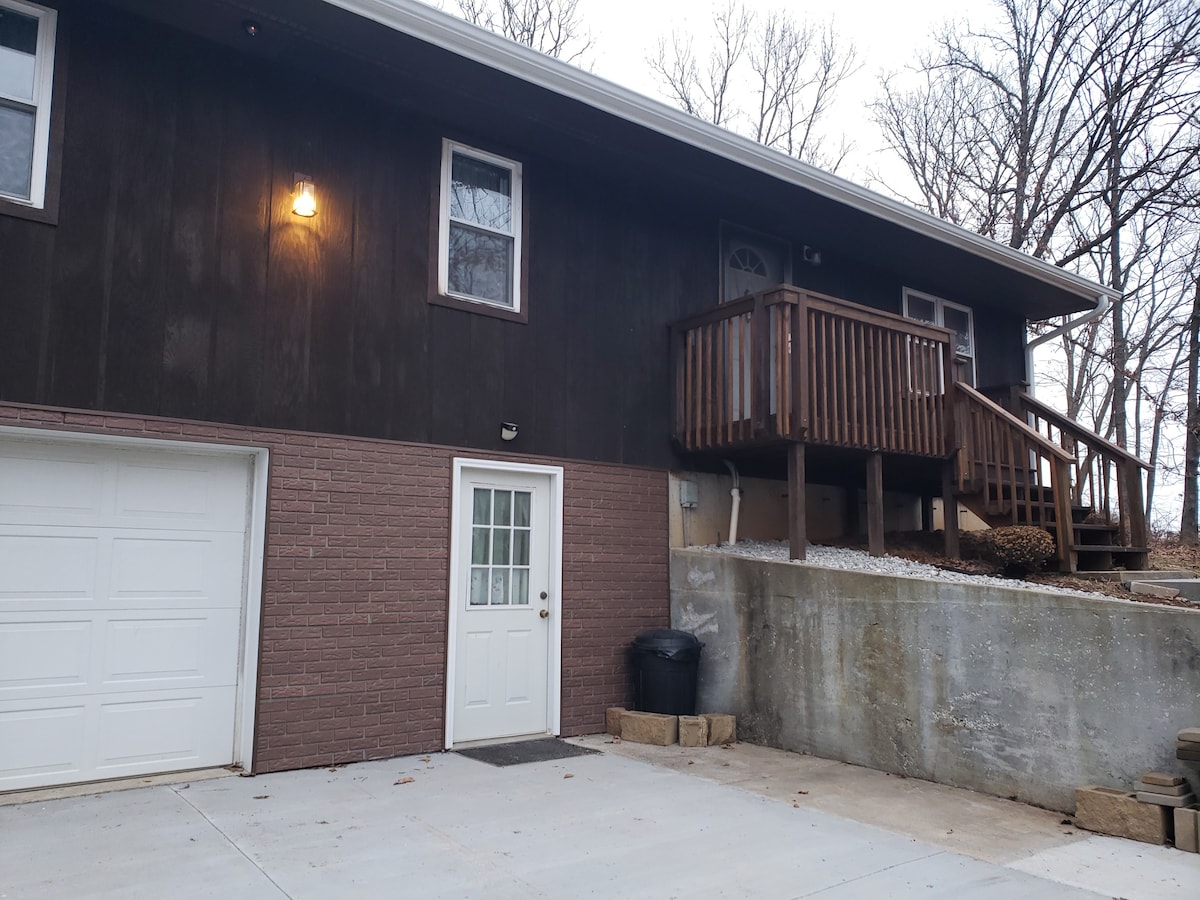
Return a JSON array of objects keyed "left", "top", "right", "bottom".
[
  {"left": 956, "top": 385, "right": 1074, "bottom": 463},
  {"left": 1014, "top": 391, "right": 1149, "bottom": 550},
  {"left": 954, "top": 384, "right": 1076, "bottom": 571},
  {"left": 1015, "top": 392, "right": 1150, "bottom": 470}
]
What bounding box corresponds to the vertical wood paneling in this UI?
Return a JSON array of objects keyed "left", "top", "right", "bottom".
[{"left": 159, "top": 42, "right": 225, "bottom": 421}]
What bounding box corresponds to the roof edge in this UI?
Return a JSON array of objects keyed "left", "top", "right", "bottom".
[{"left": 322, "top": 0, "right": 1116, "bottom": 310}]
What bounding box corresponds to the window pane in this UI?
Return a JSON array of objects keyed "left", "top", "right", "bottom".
[
  {"left": 469, "top": 567, "right": 488, "bottom": 605},
  {"left": 907, "top": 295, "right": 936, "bottom": 323},
  {"left": 450, "top": 153, "right": 512, "bottom": 232},
  {"left": 494, "top": 491, "right": 512, "bottom": 526},
  {"left": 448, "top": 223, "right": 514, "bottom": 307},
  {"left": 943, "top": 307, "right": 973, "bottom": 356},
  {"left": 513, "top": 492, "right": 530, "bottom": 527},
  {"left": 0, "top": 9, "right": 37, "bottom": 102},
  {"left": 0, "top": 103, "right": 33, "bottom": 199},
  {"left": 472, "top": 488, "right": 491, "bottom": 525},
  {"left": 492, "top": 528, "right": 510, "bottom": 565},
  {"left": 512, "top": 569, "right": 529, "bottom": 606},
  {"left": 489, "top": 568, "right": 510, "bottom": 605},
  {"left": 513, "top": 529, "right": 529, "bottom": 566},
  {"left": 471, "top": 527, "right": 490, "bottom": 565}
]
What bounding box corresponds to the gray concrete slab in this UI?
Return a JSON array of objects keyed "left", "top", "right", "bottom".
[{"left": 1, "top": 742, "right": 1192, "bottom": 899}]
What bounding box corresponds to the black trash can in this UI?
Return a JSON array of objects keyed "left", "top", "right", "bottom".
[{"left": 629, "top": 628, "right": 704, "bottom": 716}]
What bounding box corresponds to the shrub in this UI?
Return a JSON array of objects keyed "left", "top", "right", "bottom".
[{"left": 973, "top": 526, "right": 1057, "bottom": 577}]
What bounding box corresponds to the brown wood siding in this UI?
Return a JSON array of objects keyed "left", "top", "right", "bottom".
[{"left": 0, "top": 4, "right": 1028, "bottom": 470}]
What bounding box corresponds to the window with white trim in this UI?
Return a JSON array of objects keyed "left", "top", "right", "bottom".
[
  {"left": 438, "top": 140, "right": 523, "bottom": 312},
  {"left": 0, "top": 0, "right": 56, "bottom": 209},
  {"left": 903, "top": 288, "right": 977, "bottom": 386}
]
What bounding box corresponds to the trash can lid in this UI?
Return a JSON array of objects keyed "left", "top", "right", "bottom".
[{"left": 630, "top": 628, "right": 704, "bottom": 656}]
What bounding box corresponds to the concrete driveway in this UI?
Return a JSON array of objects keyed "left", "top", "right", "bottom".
[{"left": 2, "top": 739, "right": 1196, "bottom": 899}]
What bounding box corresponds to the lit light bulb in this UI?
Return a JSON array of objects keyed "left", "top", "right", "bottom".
[{"left": 292, "top": 179, "right": 316, "bottom": 217}]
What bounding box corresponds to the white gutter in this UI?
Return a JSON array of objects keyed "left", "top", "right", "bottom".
[
  {"left": 1024, "top": 294, "right": 1113, "bottom": 397},
  {"left": 322, "top": 0, "right": 1116, "bottom": 311}
]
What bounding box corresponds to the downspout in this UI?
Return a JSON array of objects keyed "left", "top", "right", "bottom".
[
  {"left": 723, "top": 459, "right": 742, "bottom": 546},
  {"left": 1025, "top": 294, "right": 1112, "bottom": 398}
]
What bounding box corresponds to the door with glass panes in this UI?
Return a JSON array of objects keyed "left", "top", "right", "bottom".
[{"left": 450, "top": 467, "right": 554, "bottom": 744}]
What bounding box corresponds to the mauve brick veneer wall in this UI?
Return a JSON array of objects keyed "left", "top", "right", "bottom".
[{"left": 0, "top": 404, "right": 670, "bottom": 773}]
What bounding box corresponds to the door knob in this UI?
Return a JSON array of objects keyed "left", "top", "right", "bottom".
[{"left": 539, "top": 609, "right": 550, "bottom": 618}]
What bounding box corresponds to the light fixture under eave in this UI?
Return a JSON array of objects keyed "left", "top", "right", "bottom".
[
  {"left": 292, "top": 175, "right": 316, "bottom": 217},
  {"left": 500, "top": 422, "right": 519, "bottom": 442}
]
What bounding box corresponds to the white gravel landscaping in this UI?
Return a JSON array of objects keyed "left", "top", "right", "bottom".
[{"left": 700, "top": 539, "right": 1120, "bottom": 601}]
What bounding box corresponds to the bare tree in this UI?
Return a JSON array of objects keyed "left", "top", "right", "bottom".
[
  {"left": 872, "top": 0, "right": 1200, "bottom": 266},
  {"left": 456, "top": 0, "right": 593, "bottom": 63},
  {"left": 649, "top": 2, "right": 857, "bottom": 170},
  {"left": 1181, "top": 263, "right": 1200, "bottom": 541},
  {"left": 871, "top": 0, "right": 1200, "bottom": 538}
]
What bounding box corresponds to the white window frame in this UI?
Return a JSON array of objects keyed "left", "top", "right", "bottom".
[
  {"left": 437, "top": 139, "right": 524, "bottom": 313},
  {"left": 0, "top": 0, "right": 57, "bottom": 209},
  {"left": 903, "top": 288, "right": 977, "bottom": 385}
]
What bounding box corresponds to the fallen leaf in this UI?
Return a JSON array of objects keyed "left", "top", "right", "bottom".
[
  {"left": 563, "top": 773, "right": 574, "bottom": 779},
  {"left": 394, "top": 777, "right": 415, "bottom": 785},
  {"left": 687, "top": 761, "right": 695, "bottom": 766},
  {"left": 420, "top": 757, "right": 431, "bottom": 763},
  {"left": 253, "top": 795, "right": 269, "bottom": 800},
  {"left": 796, "top": 790, "right": 809, "bottom": 795}
]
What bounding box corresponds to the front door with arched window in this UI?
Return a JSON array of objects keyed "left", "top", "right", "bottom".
[{"left": 719, "top": 226, "right": 793, "bottom": 420}]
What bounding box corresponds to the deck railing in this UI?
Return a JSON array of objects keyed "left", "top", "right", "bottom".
[
  {"left": 671, "top": 286, "right": 956, "bottom": 456},
  {"left": 1015, "top": 391, "right": 1150, "bottom": 549}
]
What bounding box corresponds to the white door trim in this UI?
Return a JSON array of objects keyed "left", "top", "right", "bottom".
[
  {"left": 445, "top": 457, "right": 564, "bottom": 749},
  {"left": 0, "top": 425, "right": 269, "bottom": 775}
]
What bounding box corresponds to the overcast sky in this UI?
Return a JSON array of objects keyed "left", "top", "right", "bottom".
[{"left": 561, "top": 0, "right": 997, "bottom": 185}]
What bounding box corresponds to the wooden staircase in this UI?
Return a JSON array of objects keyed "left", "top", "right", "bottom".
[{"left": 954, "top": 384, "right": 1150, "bottom": 573}]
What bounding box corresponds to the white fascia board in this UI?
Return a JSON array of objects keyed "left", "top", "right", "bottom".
[{"left": 322, "top": 0, "right": 1116, "bottom": 310}]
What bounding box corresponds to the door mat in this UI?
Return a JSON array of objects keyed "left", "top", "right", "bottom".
[{"left": 455, "top": 738, "right": 600, "bottom": 767}]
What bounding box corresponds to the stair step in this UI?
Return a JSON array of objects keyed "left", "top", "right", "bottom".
[
  {"left": 1070, "top": 523, "right": 1119, "bottom": 532},
  {"left": 1073, "top": 545, "right": 1149, "bottom": 554}
]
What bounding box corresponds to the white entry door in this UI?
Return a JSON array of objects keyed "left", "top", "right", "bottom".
[
  {"left": 448, "top": 462, "right": 561, "bottom": 746},
  {"left": 0, "top": 434, "right": 261, "bottom": 792}
]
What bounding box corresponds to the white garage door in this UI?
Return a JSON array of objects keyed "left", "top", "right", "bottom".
[{"left": 0, "top": 435, "right": 257, "bottom": 792}]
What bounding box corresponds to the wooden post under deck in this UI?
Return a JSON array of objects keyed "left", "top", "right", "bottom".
[
  {"left": 941, "top": 460, "right": 960, "bottom": 559},
  {"left": 787, "top": 442, "right": 807, "bottom": 560},
  {"left": 866, "top": 452, "right": 884, "bottom": 557}
]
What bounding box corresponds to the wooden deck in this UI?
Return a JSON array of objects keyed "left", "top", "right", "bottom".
[{"left": 671, "top": 286, "right": 1149, "bottom": 572}]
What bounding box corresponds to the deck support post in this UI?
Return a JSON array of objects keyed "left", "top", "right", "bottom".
[
  {"left": 787, "top": 442, "right": 807, "bottom": 560},
  {"left": 866, "top": 452, "right": 884, "bottom": 558},
  {"left": 941, "top": 460, "right": 960, "bottom": 559}
]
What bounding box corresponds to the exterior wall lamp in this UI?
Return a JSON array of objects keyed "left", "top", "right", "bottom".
[
  {"left": 500, "top": 422, "right": 519, "bottom": 441},
  {"left": 292, "top": 174, "right": 316, "bottom": 217}
]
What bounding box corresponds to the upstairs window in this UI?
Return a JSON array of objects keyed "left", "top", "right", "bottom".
[
  {"left": 903, "top": 288, "right": 977, "bottom": 386},
  {"left": 438, "top": 140, "right": 523, "bottom": 314},
  {"left": 0, "top": 0, "right": 56, "bottom": 209}
]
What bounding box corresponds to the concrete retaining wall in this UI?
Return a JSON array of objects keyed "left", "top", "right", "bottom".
[{"left": 671, "top": 549, "right": 1200, "bottom": 811}]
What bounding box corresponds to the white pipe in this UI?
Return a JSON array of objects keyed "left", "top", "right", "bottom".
[
  {"left": 1025, "top": 294, "right": 1112, "bottom": 398},
  {"left": 723, "top": 460, "right": 742, "bottom": 546},
  {"left": 729, "top": 488, "right": 742, "bottom": 546}
]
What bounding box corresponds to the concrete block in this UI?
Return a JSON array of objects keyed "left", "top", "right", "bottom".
[
  {"left": 605, "top": 707, "right": 624, "bottom": 737},
  {"left": 1179, "top": 727, "right": 1200, "bottom": 743},
  {"left": 1135, "top": 780, "right": 1189, "bottom": 796},
  {"left": 1130, "top": 582, "right": 1180, "bottom": 599},
  {"left": 703, "top": 713, "right": 736, "bottom": 745},
  {"left": 1142, "top": 772, "right": 1186, "bottom": 787},
  {"left": 678, "top": 715, "right": 709, "bottom": 748},
  {"left": 1137, "top": 791, "right": 1196, "bottom": 808},
  {"left": 1174, "top": 807, "right": 1200, "bottom": 853},
  {"left": 1075, "top": 786, "right": 1169, "bottom": 844},
  {"left": 1176, "top": 744, "right": 1200, "bottom": 762},
  {"left": 620, "top": 711, "right": 678, "bottom": 746}
]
